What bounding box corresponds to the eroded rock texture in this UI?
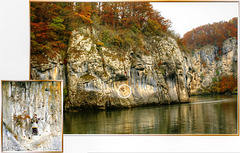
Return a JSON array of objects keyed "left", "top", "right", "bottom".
[
  {"left": 2, "top": 81, "right": 62, "bottom": 151},
  {"left": 31, "top": 28, "right": 192, "bottom": 111},
  {"left": 191, "top": 37, "right": 238, "bottom": 95},
  {"left": 31, "top": 54, "right": 67, "bottom": 87},
  {"left": 65, "top": 31, "right": 193, "bottom": 110}
]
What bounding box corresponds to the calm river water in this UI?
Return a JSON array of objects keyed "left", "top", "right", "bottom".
[{"left": 64, "top": 95, "right": 238, "bottom": 134}]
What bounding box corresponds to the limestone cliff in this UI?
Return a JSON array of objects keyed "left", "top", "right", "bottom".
[
  {"left": 65, "top": 29, "right": 193, "bottom": 110},
  {"left": 31, "top": 28, "right": 193, "bottom": 111},
  {"left": 31, "top": 54, "right": 67, "bottom": 87},
  {"left": 2, "top": 81, "right": 62, "bottom": 151},
  {"left": 190, "top": 37, "right": 238, "bottom": 95}
]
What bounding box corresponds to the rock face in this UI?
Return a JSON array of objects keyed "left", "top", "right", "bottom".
[
  {"left": 64, "top": 28, "right": 192, "bottom": 110},
  {"left": 190, "top": 37, "right": 238, "bottom": 95},
  {"left": 31, "top": 54, "right": 67, "bottom": 87},
  {"left": 30, "top": 28, "right": 193, "bottom": 111},
  {"left": 2, "top": 81, "right": 62, "bottom": 151},
  {"left": 30, "top": 28, "right": 237, "bottom": 110}
]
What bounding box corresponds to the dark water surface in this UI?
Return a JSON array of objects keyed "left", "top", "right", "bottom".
[{"left": 64, "top": 95, "right": 238, "bottom": 134}]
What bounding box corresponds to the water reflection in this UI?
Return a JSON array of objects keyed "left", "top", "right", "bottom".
[{"left": 64, "top": 95, "right": 238, "bottom": 134}]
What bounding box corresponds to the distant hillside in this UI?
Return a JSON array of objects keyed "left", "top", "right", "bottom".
[{"left": 182, "top": 17, "right": 237, "bottom": 53}]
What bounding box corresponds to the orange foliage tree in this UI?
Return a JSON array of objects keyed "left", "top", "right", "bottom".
[
  {"left": 218, "top": 75, "right": 237, "bottom": 94},
  {"left": 31, "top": 2, "right": 172, "bottom": 54},
  {"left": 209, "top": 75, "right": 237, "bottom": 94}
]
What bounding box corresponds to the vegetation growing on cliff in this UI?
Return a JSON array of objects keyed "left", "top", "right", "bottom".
[
  {"left": 30, "top": 2, "right": 174, "bottom": 57},
  {"left": 203, "top": 75, "right": 237, "bottom": 95},
  {"left": 182, "top": 17, "right": 238, "bottom": 52}
]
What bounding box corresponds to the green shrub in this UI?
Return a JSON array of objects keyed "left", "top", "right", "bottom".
[
  {"left": 113, "top": 35, "right": 123, "bottom": 47},
  {"left": 100, "top": 30, "right": 114, "bottom": 47},
  {"left": 131, "top": 23, "right": 141, "bottom": 33},
  {"left": 63, "top": 87, "right": 68, "bottom": 96},
  {"left": 216, "top": 69, "right": 220, "bottom": 76},
  {"left": 212, "top": 77, "right": 217, "bottom": 82}
]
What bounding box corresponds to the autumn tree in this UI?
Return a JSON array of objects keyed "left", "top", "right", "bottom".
[{"left": 31, "top": 2, "right": 172, "bottom": 55}]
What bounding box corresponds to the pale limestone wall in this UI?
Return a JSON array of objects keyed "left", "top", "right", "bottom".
[
  {"left": 2, "top": 81, "right": 62, "bottom": 151},
  {"left": 30, "top": 27, "right": 192, "bottom": 111},
  {"left": 64, "top": 28, "right": 192, "bottom": 110},
  {"left": 190, "top": 37, "right": 237, "bottom": 95}
]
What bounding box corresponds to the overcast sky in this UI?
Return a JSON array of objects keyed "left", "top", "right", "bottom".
[{"left": 151, "top": 2, "right": 238, "bottom": 37}]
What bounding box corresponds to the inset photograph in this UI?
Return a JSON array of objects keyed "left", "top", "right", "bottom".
[{"left": 1, "top": 81, "right": 63, "bottom": 152}]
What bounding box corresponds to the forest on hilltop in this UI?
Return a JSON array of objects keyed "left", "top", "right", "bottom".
[
  {"left": 31, "top": 2, "right": 173, "bottom": 57},
  {"left": 31, "top": 2, "right": 238, "bottom": 57}
]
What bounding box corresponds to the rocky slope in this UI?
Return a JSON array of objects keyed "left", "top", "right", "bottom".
[
  {"left": 2, "top": 81, "right": 62, "bottom": 151},
  {"left": 31, "top": 27, "right": 193, "bottom": 111},
  {"left": 191, "top": 37, "right": 238, "bottom": 95}
]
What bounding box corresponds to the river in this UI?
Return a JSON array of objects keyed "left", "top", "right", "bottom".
[{"left": 64, "top": 95, "right": 238, "bottom": 134}]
